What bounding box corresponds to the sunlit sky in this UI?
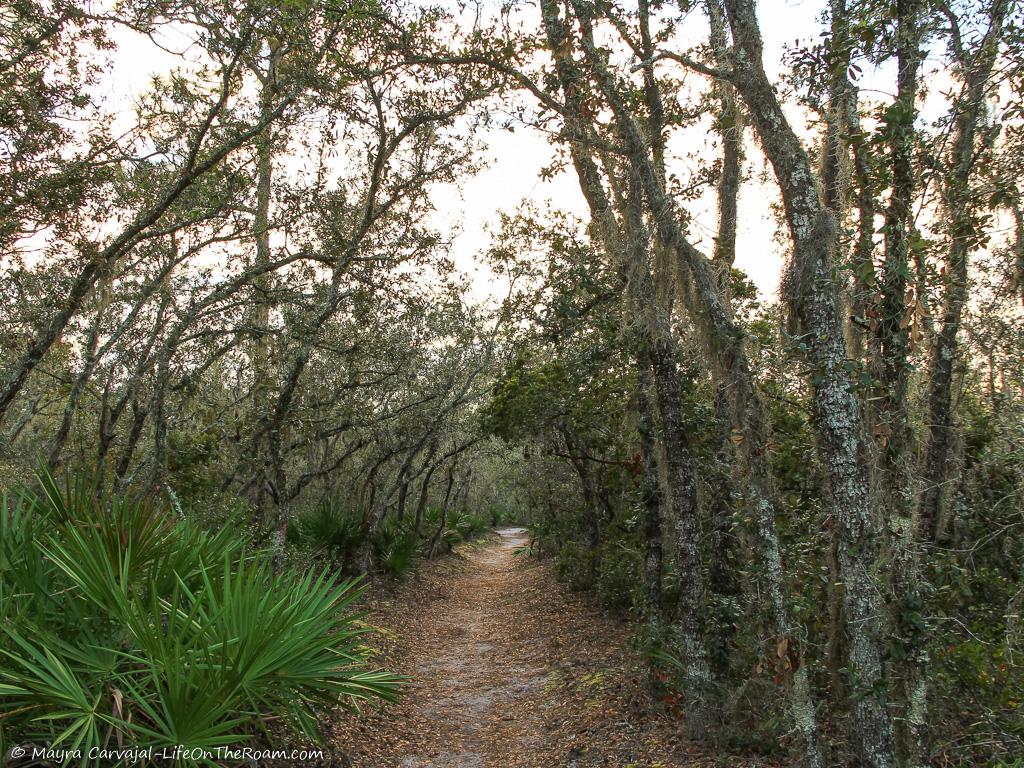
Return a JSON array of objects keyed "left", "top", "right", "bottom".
[
  {"left": 423, "top": 0, "right": 835, "bottom": 302},
  {"left": 100, "top": 0, "right": 957, "bottom": 304}
]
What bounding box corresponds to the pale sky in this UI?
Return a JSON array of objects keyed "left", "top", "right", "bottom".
[
  {"left": 100, "top": 0, "right": 950, "bottom": 305},
  {"left": 429, "top": 0, "right": 831, "bottom": 302}
]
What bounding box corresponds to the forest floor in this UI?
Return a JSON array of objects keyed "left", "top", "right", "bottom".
[{"left": 329, "top": 528, "right": 779, "bottom": 768}]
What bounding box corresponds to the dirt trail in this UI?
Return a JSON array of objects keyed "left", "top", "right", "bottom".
[
  {"left": 331, "top": 530, "right": 771, "bottom": 767},
  {"left": 396, "top": 528, "right": 545, "bottom": 767}
]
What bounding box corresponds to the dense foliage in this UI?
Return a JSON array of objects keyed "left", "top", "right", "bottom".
[
  {"left": 1, "top": 0, "right": 1022, "bottom": 766},
  {"left": 0, "top": 474, "right": 400, "bottom": 761}
]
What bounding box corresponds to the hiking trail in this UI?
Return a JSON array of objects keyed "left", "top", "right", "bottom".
[{"left": 331, "top": 528, "right": 770, "bottom": 767}]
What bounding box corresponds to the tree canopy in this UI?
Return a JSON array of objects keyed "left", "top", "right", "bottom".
[{"left": 2, "top": 0, "right": 1023, "bottom": 765}]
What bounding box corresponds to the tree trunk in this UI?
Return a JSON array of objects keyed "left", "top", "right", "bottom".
[
  {"left": 414, "top": 464, "right": 437, "bottom": 536},
  {"left": 911, "top": 9, "right": 1007, "bottom": 759},
  {"left": 920, "top": 1, "right": 1007, "bottom": 543},
  {"left": 707, "top": 0, "right": 743, "bottom": 296},
  {"left": 723, "top": 1, "right": 896, "bottom": 763},
  {"left": 250, "top": 42, "right": 280, "bottom": 522},
  {"left": 396, "top": 478, "right": 409, "bottom": 524},
  {"left": 47, "top": 304, "right": 104, "bottom": 469},
  {"left": 544, "top": 4, "right": 825, "bottom": 759},
  {"left": 635, "top": 350, "right": 664, "bottom": 618},
  {"left": 427, "top": 463, "right": 457, "bottom": 559},
  {"left": 648, "top": 335, "right": 716, "bottom": 738}
]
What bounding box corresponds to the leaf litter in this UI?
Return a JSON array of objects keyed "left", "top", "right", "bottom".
[{"left": 329, "top": 529, "right": 783, "bottom": 767}]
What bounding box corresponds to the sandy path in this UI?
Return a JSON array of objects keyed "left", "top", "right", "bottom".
[
  {"left": 331, "top": 529, "right": 774, "bottom": 768},
  {"left": 394, "top": 527, "right": 544, "bottom": 767}
]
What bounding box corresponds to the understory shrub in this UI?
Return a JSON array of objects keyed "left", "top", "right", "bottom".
[
  {"left": 554, "top": 538, "right": 642, "bottom": 613},
  {"left": 287, "top": 501, "right": 365, "bottom": 569},
  {"left": 421, "top": 507, "right": 489, "bottom": 553},
  {"left": 446, "top": 509, "right": 487, "bottom": 540},
  {"left": 0, "top": 474, "right": 400, "bottom": 762},
  {"left": 370, "top": 520, "right": 419, "bottom": 577},
  {"left": 485, "top": 506, "right": 518, "bottom": 526},
  {"left": 525, "top": 517, "right": 560, "bottom": 555},
  {"left": 594, "top": 540, "right": 642, "bottom": 612},
  {"left": 555, "top": 538, "right": 597, "bottom": 591},
  {"left": 285, "top": 500, "right": 495, "bottom": 578}
]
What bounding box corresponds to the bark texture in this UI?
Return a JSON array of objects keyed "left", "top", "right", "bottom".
[{"left": 723, "top": 1, "right": 897, "bottom": 764}]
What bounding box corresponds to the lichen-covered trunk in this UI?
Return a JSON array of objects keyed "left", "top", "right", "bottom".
[
  {"left": 550, "top": 11, "right": 824, "bottom": 762},
  {"left": 542, "top": 0, "right": 717, "bottom": 728},
  {"left": 865, "top": 0, "right": 922, "bottom": 563},
  {"left": 426, "top": 463, "right": 457, "bottom": 560},
  {"left": 396, "top": 478, "right": 409, "bottom": 524},
  {"left": 47, "top": 307, "right": 104, "bottom": 470},
  {"left": 706, "top": 0, "right": 743, "bottom": 295},
  {"left": 539, "top": 2, "right": 825, "bottom": 759},
  {"left": 723, "top": 0, "right": 897, "bottom": 763},
  {"left": 802, "top": 258, "right": 895, "bottom": 768},
  {"left": 648, "top": 335, "right": 715, "bottom": 740},
  {"left": 621, "top": 158, "right": 716, "bottom": 735},
  {"left": 414, "top": 463, "right": 437, "bottom": 536},
  {"left": 112, "top": 399, "right": 148, "bottom": 492},
  {"left": 635, "top": 352, "right": 664, "bottom": 618},
  {"left": 873, "top": 3, "right": 926, "bottom": 761},
  {"left": 847, "top": 101, "right": 880, "bottom": 363},
  {"left": 913, "top": 14, "right": 1007, "bottom": 754},
  {"left": 250, "top": 49, "right": 279, "bottom": 525}
]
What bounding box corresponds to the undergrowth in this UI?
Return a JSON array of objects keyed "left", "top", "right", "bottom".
[{"left": 0, "top": 473, "right": 401, "bottom": 763}]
